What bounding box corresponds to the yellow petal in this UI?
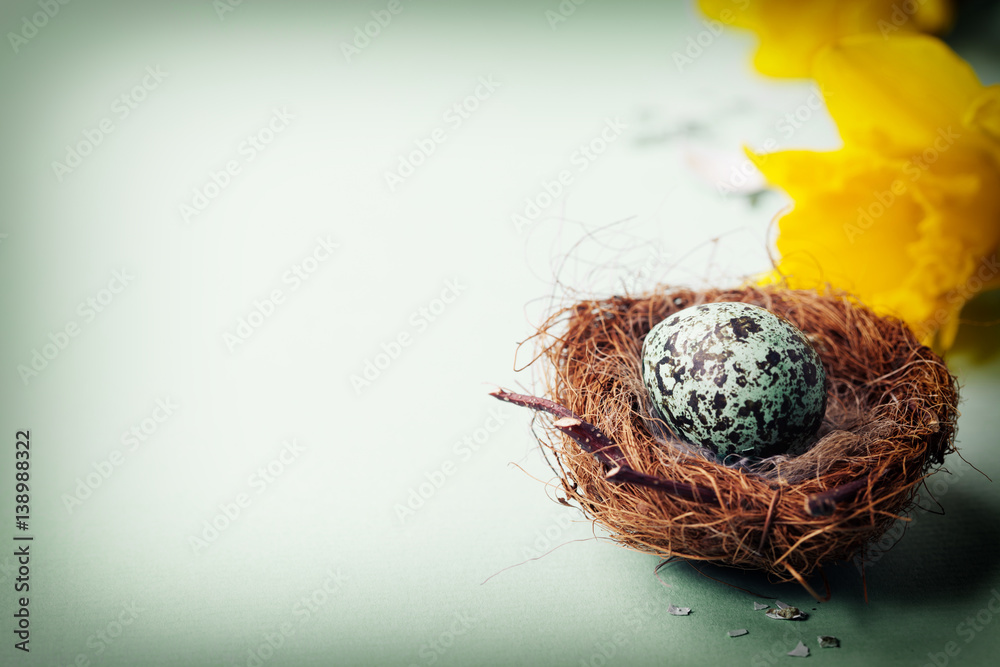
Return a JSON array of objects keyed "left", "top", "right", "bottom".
[
  {"left": 742, "top": 33, "right": 999, "bottom": 349},
  {"left": 814, "top": 34, "right": 982, "bottom": 154},
  {"left": 698, "top": 0, "right": 954, "bottom": 79},
  {"left": 748, "top": 148, "right": 892, "bottom": 200},
  {"left": 965, "top": 84, "right": 1000, "bottom": 156},
  {"left": 756, "top": 144, "right": 1000, "bottom": 347},
  {"left": 769, "top": 180, "right": 927, "bottom": 301}
]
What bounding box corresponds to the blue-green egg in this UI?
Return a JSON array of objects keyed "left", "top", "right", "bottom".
[{"left": 641, "top": 302, "right": 826, "bottom": 461}]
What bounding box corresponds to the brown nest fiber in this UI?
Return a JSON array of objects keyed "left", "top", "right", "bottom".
[{"left": 495, "top": 285, "right": 959, "bottom": 598}]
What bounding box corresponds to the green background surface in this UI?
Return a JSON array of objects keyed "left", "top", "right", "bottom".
[{"left": 1, "top": 1, "right": 998, "bottom": 665}]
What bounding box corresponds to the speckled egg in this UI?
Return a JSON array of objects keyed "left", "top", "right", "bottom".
[{"left": 641, "top": 302, "right": 826, "bottom": 461}]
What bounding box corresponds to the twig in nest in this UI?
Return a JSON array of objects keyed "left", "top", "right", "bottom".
[
  {"left": 490, "top": 388, "right": 625, "bottom": 466},
  {"left": 804, "top": 476, "right": 870, "bottom": 517},
  {"left": 491, "top": 388, "right": 718, "bottom": 504}
]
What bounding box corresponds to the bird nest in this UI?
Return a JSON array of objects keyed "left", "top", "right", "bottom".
[{"left": 494, "top": 285, "right": 959, "bottom": 598}]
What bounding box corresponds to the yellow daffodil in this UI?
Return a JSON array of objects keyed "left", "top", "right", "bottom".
[
  {"left": 698, "top": 0, "right": 952, "bottom": 78},
  {"left": 751, "top": 34, "right": 1000, "bottom": 350}
]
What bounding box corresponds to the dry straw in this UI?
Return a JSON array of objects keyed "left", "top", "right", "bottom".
[{"left": 495, "top": 286, "right": 958, "bottom": 599}]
